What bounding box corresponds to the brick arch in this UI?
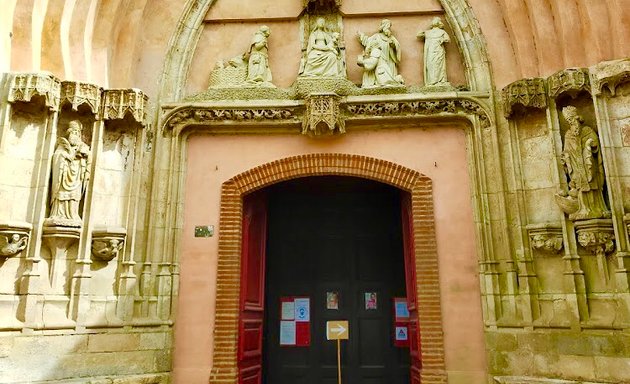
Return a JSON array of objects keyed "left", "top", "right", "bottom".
[{"left": 210, "top": 153, "right": 447, "bottom": 384}]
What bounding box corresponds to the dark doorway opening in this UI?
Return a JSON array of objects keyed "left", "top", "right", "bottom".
[{"left": 261, "top": 176, "right": 410, "bottom": 384}]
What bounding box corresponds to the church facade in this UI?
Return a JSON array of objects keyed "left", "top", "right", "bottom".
[{"left": 0, "top": 1, "right": 629, "bottom": 383}]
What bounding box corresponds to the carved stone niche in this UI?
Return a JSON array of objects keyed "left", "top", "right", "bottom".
[
  {"left": 0, "top": 222, "right": 31, "bottom": 258},
  {"left": 8, "top": 72, "right": 61, "bottom": 111},
  {"left": 574, "top": 219, "right": 615, "bottom": 282},
  {"left": 592, "top": 58, "right": 630, "bottom": 96},
  {"left": 526, "top": 223, "right": 563, "bottom": 254},
  {"left": 501, "top": 78, "right": 547, "bottom": 118},
  {"left": 103, "top": 89, "right": 149, "bottom": 126},
  {"left": 302, "top": 93, "right": 345, "bottom": 137},
  {"left": 91, "top": 227, "right": 126, "bottom": 262},
  {"left": 60, "top": 81, "right": 103, "bottom": 116},
  {"left": 625, "top": 214, "right": 630, "bottom": 238},
  {"left": 547, "top": 68, "right": 590, "bottom": 100}
]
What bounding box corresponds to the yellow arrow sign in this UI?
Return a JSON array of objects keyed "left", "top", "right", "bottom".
[{"left": 327, "top": 320, "right": 349, "bottom": 340}]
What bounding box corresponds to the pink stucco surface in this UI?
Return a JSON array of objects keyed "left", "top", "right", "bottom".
[{"left": 174, "top": 126, "right": 486, "bottom": 384}]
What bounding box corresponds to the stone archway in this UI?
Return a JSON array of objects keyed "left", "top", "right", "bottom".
[{"left": 210, "top": 153, "right": 447, "bottom": 384}]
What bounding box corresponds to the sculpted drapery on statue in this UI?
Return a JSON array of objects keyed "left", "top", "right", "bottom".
[
  {"left": 555, "top": 106, "right": 610, "bottom": 221},
  {"left": 417, "top": 17, "right": 450, "bottom": 87},
  {"left": 357, "top": 19, "right": 404, "bottom": 87},
  {"left": 46, "top": 120, "right": 91, "bottom": 227},
  {"left": 245, "top": 26, "right": 274, "bottom": 86},
  {"left": 299, "top": 18, "right": 345, "bottom": 77}
]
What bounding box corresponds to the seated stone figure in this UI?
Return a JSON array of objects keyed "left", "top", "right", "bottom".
[{"left": 299, "top": 18, "right": 345, "bottom": 77}]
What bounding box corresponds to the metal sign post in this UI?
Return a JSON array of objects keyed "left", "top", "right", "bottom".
[{"left": 327, "top": 320, "right": 349, "bottom": 384}]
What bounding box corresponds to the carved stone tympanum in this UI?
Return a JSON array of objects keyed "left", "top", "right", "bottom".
[
  {"left": 45, "top": 120, "right": 92, "bottom": 227},
  {"left": 501, "top": 78, "right": 547, "bottom": 118},
  {"left": 417, "top": 17, "right": 451, "bottom": 87},
  {"left": 302, "top": 93, "right": 345, "bottom": 137},
  {"left": 357, "top": 19, "right": 404, "bottom": 88},
  {"left": 555, "top": 106, "right": 610, "bottom": 221}
]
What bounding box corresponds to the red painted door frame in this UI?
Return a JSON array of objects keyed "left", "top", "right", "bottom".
[
  {"left": 236, "top": 187, "right": 422, "bottom": 383},
  {"left": 238, "top": 191, "right": 268, "bottom": 384}
]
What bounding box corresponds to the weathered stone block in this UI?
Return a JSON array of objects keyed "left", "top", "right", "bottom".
[{"left": 88, "top": 333, "right": 141, "bottom": 352}]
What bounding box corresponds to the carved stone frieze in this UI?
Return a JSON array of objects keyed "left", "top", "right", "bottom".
[
  {"left": 103, "top": 89, "right": 149, "bottom": 125},
  {"left": 163, "top": 106, "right": 299, "bottom": 132},
  {"left": 91, "top": 228, "right": 126, "bottom": 262},
  {"left": 501, "top": 78, "right": 547, "bottom": 118},
  {"left": 8, "top": 72, "right": 61, "bottom": 111},
  {"left": 547, "top": 68, "right": 590, "bottom": 99},
  {"left": 302, "top": 93, "right": 345, "bottom": 136},
  {"left": 592, "top": 58, "right": 630, "bottom": 96},
  {"left": 526, "top": 224, "right": 563, "bottom": 254},
  {"left": 60, "top": 81, "right": 103, "bottom": 116},
  {"left": 0, "top": 222, "right": 31, "bottom": 258},
  {"left": 345, "top": 98, "right": 491, "bottom": 128}
]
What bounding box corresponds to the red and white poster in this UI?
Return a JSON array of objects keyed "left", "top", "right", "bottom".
[{"left": 279, "top": 296, "right": 310, "bottom": 347}]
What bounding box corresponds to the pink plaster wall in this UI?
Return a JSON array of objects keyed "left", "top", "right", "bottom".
[{"left": 174, "top": 126, "right": 486, "bottom": 384}]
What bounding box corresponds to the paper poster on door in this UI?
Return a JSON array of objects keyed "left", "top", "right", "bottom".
[
  {"left": 294, "top": 298, "right": 310, "bottom": 321},
  {"left": 326, "top": 291, "right": 339, "bottom": 310},
  {"left": 393, "top": 297, "right": 410, "bottom": 347},
  {"left": 365, "top": 292, "right": 377, "bottom": 310},
  {"left": 395, "top": 326, "right": 409, "bottom": 341},
  {"left": 280, "top": 321, "right": 296, "bottom": 345},
  {"left": 279, "top": 296, "right": 310, "bottom": 347}
]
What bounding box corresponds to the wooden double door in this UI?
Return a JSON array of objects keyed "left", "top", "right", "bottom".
[{"left": 238, "top": 176, "right": 420, "bottom": 384}]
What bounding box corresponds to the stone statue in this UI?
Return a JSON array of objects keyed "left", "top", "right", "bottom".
[
  {"left": 555, "top": 106, "right": 610, "bottom": 221},
  {"left": 244, "top": 26, "right": 274, "bottom": 86},
  {"left": 0, "top": 234, "right": 28, "bottom": 257},
  {"left": 357, "top": 19, "right": 404, "bottom": 88},
  {"left": 417, "top": 17, "right": 450, "bottom": 87},
  {"left": 47, "top": 120, "right": 91, "bottom": 226},
  {"left": 299, "top": 17, "right": 345, "bottom": 77}
]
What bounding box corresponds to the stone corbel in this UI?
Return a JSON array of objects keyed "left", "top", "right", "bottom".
[
  {"left": 592, "top": 58, "right": 630, "bottom": 96},
  {"left": 91, "top": 227, "right": 126, "bottom": 262},
  {"left": 574, "top": 219, "right": 615, "bottom": 282},
  {"left": 302, "top": 93, "right": 345, "bottom": 137},
  {"left": 547, "top": 68, "right": 590, "bottom": 99},
  {"left": 526, "top": 224, "right": 563, "bottom": 254},
  {"left": 501, "top": 78, "right": 547, "bottom": 118},
  {"left": 8, "top": 72, "right": 61, "bottom": 111},
  {"left": 103, "top": 89, "right": 150, "bottom": 126},
  {"left": 60, "top": 81, "right": 103, "bottom": 116},
  {"left": 0, "top": 222, "right": 32, "bottom": 258}
]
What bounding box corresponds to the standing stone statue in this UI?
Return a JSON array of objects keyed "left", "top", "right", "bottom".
[
  {"left": 244, "top": 25, "right": 274, "bottom": 86},
  {"left": 417, "top": 17, "right": 450, "bottom": 87},
  {"left": 46, "top": 120, "right": 91, "bottom": 227},
  {"left": 299, "top": 17, "right": 345, "bottom": 77},
  {"left": 555, "top": 106, "right": 610, "bottom": 220},
  {"left": 357, "top": 19, "right": 404, "bottom": 87}
]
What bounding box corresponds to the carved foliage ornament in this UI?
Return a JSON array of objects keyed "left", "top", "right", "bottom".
[
  {"left": 103, "top": 89, "right": 149, "bottom": 125},
  {"left": 526, "top": 224, "right": 563, "bottom": 254},
  {"left": 302, "top": 93, "right": 345, "bottom": 136},
  {"left": 8, "top": 73, "right": 61, "bottom": 111},
  {"left": 345, "top": 98, "right": 491, "bottom": 128},
  {"left": 547, "top": 68, "right": 590, "bottom": 99},
  {"left": 164, "top": 107, "right": 298, "bottom": 132},
  {"left": 501, "top": 78, "right": 547, "bottom": 118}
]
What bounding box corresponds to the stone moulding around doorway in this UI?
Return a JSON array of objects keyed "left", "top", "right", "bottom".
[{"left": 160, "top": 92, "right": 492, "bottom": 136}]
